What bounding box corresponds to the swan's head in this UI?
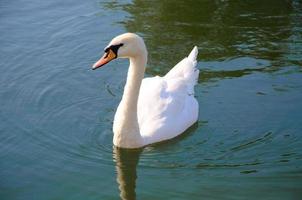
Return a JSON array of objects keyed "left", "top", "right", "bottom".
[{"left": 92, "top": 33, "right": 147, "bottom": 70}]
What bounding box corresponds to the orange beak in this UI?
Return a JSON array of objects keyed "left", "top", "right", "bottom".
[{"left": 92, "top": 49, "right": 117, "bottom": 70}]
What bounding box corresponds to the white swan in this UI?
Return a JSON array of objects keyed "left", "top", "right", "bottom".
[{"left": 92, "top": 33, "right": 199, "bottom": 148}]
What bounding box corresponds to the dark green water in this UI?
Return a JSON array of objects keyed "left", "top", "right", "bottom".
[{"left": 1, "top": 0, "right": 302, "bottom": 199}]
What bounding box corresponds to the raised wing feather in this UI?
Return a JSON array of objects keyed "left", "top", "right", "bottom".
[{"left": 165, "top": 46, "right": 199, "bottom": 94}]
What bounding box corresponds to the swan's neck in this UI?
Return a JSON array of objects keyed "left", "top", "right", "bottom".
[{"left": 113, "top": 54, "right": 147, "bottom": 148}]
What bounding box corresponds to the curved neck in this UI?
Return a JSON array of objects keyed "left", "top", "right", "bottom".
[
  {"left": 123, "top": 55, "right": 147, "bottom": 110},
  {"left": 113, "top": 53, "right": 147, "bottom": 148}
]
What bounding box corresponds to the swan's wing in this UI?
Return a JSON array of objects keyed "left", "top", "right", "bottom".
[
  {"left": 138, "top": 76, "right": 185, "bottom": 129},
  {"left": 138, "top": 76, "right": 198, "bottom": 144},
  {"left": 138, "top": 46, "right": 199, "bottom": 144}
]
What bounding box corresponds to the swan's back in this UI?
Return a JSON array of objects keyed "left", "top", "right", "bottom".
[{"left": 138, "top": 47, "right": 199, "bottom": 145}]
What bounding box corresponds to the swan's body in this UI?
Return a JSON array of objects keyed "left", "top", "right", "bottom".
[{"left": 93, "top": 33, "right": 199, "bottom": 148}]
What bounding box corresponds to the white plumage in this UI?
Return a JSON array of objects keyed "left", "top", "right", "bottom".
[
  {"left": 138, "top": 47, "right": 199, "bottom": 144},
  {"left": 93, "top": 33, "right": 199, "bottom": 148}
]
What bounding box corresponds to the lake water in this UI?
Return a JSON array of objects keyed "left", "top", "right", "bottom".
[{"left": 1, "top": 0, "right": 302, "bottom": 199}]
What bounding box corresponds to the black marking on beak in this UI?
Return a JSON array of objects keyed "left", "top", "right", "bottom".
[{"left": 104, "top": 43, "right": 124, "bottom": 58}]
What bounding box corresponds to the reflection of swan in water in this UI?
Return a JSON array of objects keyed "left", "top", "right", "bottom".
[
  {"left": 113, "top": 147, "right": 142, "bottom": 200},
  {"left": 112, "top": 123, "right": 198, "bottom": 200}
]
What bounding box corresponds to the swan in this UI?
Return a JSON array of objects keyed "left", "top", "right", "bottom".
[{"left": 92, "top": 33, "right": 199, "bottom": 148}]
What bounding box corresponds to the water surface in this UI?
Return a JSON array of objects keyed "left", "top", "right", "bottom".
[{"left": 1, "top": 0, "right": 302, "bottom": 199}]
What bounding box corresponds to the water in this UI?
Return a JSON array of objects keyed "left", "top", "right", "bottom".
[{"left": 1, "top": 0, "right": 302, "bottom": 199}]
